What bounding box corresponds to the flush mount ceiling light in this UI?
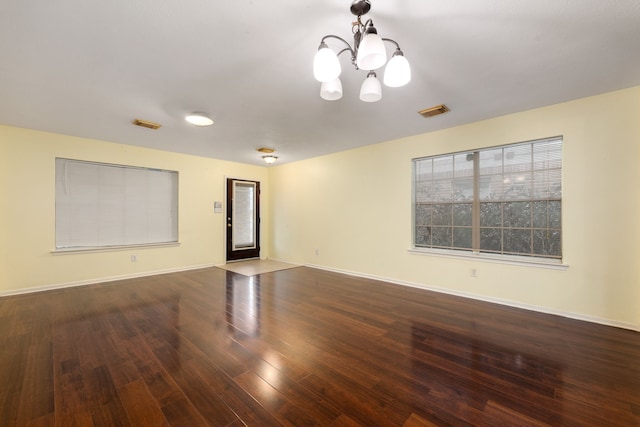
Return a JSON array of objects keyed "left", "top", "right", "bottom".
[
  {"left": 313, "top": 0, "right": 411, "bottom": 102},
  {"left": 257, "top": 147, "right": 278, "bottom": 165},
  {"left": 262, "top": 155, "right": 278, "bottom": 164},
  {"left": 185, "top": 112, "right": 213, "bottom": 126}
]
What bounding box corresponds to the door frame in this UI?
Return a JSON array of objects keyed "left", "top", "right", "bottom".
[{"left": 225, "top": 178, "right": 261, "bottom": 262}]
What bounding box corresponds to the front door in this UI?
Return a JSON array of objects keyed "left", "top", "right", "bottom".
[{"left": 226, "top": 178, "right": 260, "bottom": 261}]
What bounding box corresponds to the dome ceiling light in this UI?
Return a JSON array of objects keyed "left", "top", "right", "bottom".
[
  {"left": 257, "top": 147, "right": 278, "bottom": 165},
  {"left": 185, "top": 113, "right": 214, "bottom": 126}
]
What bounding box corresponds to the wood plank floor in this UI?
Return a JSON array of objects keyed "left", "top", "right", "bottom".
[{"left": 1, "top": 266, "right": 638, "bottom": 426}]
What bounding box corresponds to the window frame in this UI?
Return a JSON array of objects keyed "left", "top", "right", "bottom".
[{"left": 411, "top": 137, "right": 566, "bottom": 269}]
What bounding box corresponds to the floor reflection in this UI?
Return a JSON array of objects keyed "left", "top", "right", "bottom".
[
  {"left": 226, "top": 274, "right": 261, "bottom": 338},
  {"left": 411, "top": 321, "right": 565, "bottom": 425},
  {"left": 52, "top": 288, "right": 183, "bottom": 378}
]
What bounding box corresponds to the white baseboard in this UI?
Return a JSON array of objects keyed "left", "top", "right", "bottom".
[
  {"left": 306, "top": 263, "right": 640, "bottom": 332},
  {"left": 4, "top": 261, "right": 638, "bottom": 332},
  {"left": 0, "top": 263, "right": 220, "bottom": 297}
]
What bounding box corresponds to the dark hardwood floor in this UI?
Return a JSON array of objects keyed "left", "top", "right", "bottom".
[{"left": 1, "top": 266, "right": 638, "bottom": 426}]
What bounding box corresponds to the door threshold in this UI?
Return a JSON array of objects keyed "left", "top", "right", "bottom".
[{"left": 226, "top": 257, "right": 260, "bottom": 264}]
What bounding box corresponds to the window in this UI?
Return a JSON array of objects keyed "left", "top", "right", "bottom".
[
  {"left": 55, "top": 158, "right": 178, "bottom": 250},
  {"left": 413, "top": 137, "right": 562, "bottom": 260}
]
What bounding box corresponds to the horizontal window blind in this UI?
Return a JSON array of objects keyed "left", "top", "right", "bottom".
[
  {"left": 55, "top": 158, "right": 178, "bottom": 249},
  {"left": 413, "top": 136, "right": 562, "bottom": 260},
  {"left": 477, "top": 138, "right": 562, "bottom": 257}
]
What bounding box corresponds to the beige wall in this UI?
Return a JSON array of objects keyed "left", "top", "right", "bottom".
[
  {"left": 1, "top": 126, "right": 269, "bottom": 293},
  {"left": 269, "top": 86, "right": 640, "bottom": 330},
  {"left": 3, "top": 87, "right": 639, "bottom": 330}
]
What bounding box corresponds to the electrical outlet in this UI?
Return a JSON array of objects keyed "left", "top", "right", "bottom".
[
  {"left": 131, "top": 255, "right": 137, "bottom": 262},
  {"left": 315, "top": 248, "right": 319, "bottom": 256},
  {"left": 470, "top": 268, "right": 477, "bottom": 277}
]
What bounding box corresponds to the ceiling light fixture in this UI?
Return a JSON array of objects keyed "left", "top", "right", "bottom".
[
  {"left": 262, "top": 155, "right": 278, "bottom": 164},
  {"left": 185, "top": 112, "right": 213, "bottom": 126},
  {"left": 257, "top": 148, "right": 278, "bottom": 164},
  {"left": 313, "top": 0, "right": 411, "bottom": 102}
]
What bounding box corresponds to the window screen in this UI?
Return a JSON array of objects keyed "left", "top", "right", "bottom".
[{"left": 55, "top": 158, "right": 178, "bottom": 249}]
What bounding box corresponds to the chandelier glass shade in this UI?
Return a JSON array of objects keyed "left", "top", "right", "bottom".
[
  {"left": 320, "top": 78, "right": 343, "bottom": 101},
  {"left": 383, "top": 50, "right": 411, "bottom": 87},
  {"left": 313, "top": 42, "right": 341, "bottom": 83},
  {"left": 313, "top": 0, "right": 410, "bottom": 102},
  {"left": 356, "top": 26, "right": 386, "bottom": 71},
  {"left": 359, "top": 72, "right": 382, "bottom": 102}
]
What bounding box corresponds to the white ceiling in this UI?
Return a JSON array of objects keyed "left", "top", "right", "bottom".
[{"left": 1, "top": 0, "right": 640, "bottom": 166}]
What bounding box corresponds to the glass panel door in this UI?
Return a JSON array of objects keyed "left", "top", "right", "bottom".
[{"left": 226, "top": 178, "right": 260, "bottom": 261}]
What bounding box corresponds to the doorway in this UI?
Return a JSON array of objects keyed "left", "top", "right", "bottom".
[{"left": 226, "top": 178, "right": 260, "bottom": 262}]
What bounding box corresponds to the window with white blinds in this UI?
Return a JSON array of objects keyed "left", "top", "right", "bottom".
[
  {"left": 55, "top": 158, "right": 178, "bottom": 250},
  {"left": 413, "top": 136, "right": 562, "bottom": 260}
]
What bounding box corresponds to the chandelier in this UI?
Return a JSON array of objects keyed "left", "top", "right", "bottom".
[{"left": 313, "top": 0, "right": 411, "bottom": 102}]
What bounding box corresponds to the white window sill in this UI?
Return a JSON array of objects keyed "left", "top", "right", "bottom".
[
  {"left": 408, "top": 247, "right": 568, "bottom": 270},
  {"left": 52, "top": 242, "right": 180, "bottom": 255}
]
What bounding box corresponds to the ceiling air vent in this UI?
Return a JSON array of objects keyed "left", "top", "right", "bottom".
[
  {"left": 418, "top": 104, "right": 449, "bottom": 118},
  {"left": 132, "top": 119, "right": 161, "bottom": 130}
]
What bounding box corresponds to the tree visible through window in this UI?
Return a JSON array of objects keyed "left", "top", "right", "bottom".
[{"left": 413, "top": 137, "right": 562, "bottom": 259}]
